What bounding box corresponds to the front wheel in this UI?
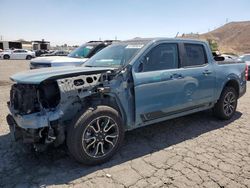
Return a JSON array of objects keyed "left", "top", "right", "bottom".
[
  {"left": 3, "top": 55, "right": 10, "bottom": 59},
  {"left": 67, "top": 105, "right": 124, "bottom": 165},
  {"left": 213, "top": 87, "right": 238, "bottom": 120}
]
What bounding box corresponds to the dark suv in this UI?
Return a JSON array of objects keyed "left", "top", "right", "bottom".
[{"left": 30, "top": 40, "right": 118, "bottom": 69}]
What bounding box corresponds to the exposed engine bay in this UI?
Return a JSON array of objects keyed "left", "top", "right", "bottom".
[
  {"left": 10, "top": 81, "right": 60, "bottom": 115},
  {"left": 7, "top": 70, "right": 123, "bottom": 150}
]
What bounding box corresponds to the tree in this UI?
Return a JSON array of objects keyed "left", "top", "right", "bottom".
[{"left": 207, "top": 39, "right": 218, "bottom": 52}]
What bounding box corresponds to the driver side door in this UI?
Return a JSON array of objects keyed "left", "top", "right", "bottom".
[
  {"left": 10, "top": 50, "right": 20, "bottom": 59},
  {"left": 133, "top": 42, "right": 186, "bottom": 124}
]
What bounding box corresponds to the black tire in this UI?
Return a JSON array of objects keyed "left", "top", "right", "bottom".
[
  {"left": 213, "top": 87, "right": 238, "bottom": 120},
  {"left": 3, "top": 55, "right": 10, "bottom": 59},
  {"left": 67, "top": 105, "right": 124, "bottom": 165},
  {"left": 26, "top": 55, "right": 32, "bottom": 60}
]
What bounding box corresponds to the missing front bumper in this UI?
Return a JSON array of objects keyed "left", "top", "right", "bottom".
[
  {"left": 6, "top": 114, "right": 40, "bottom": 143},
  {"left": 6, "top": 114, "right": 65, "bottom": 146}
]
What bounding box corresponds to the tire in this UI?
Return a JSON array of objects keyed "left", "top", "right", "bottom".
[
  {"left": 213, "top": 87, "right": 238, "bottom": 120},
  {"left": 3, "top": 55, "right": 10, "bottom": 59},
  {"left": 67, "top": 105, "right": 124, "bottom": 165},
  {"left": 26, "top": 55, "right": 32, "bottom": 60}
]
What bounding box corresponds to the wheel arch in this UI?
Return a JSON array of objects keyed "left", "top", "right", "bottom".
[
  {"left": 223, "top": 79, "right": 240, "bottom": 97},
  {"left": 3, "top": 54, "right": 10, "bottom": 59},
  {"left": 215, "top": 72, "right": 241, "bottom": 102},
  {"left": 80, "top": 93, "right": 127, "bottom": 128},
  {"left": 26, "top": 55, "right": 32, "bottom": 59}
]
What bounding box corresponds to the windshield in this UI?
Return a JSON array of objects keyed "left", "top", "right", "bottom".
[
  {"left": 68, "top": 45, "right": 94, "bottom": 58},
  {"left": 84, "top": 43, "right": 144, "bottom": 68}
]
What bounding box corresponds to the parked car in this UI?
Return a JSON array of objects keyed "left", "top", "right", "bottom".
[
  {"left": 0, "top": 49, "right": 35, "bottom": 60},
  {"left": 239, "top": 54, "right": 250, "bottom": 80},
  {"left": 41, "top": 50, "right": 69, "bottom": 57},
  {"left": 7, "top": 38, "right": 247, "bottom": 165},
  {"left": 30, "top": 40, "right": 117, "bottom": 69},
  {"left": 220, "top": 54, "right": 238, "bottom": 61},
  {"left": 34, "top": 50, "right": 50, "bottom": 57}
]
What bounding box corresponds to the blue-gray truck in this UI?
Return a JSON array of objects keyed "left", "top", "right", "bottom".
[{"left": 7, "top": 38, "right": 248, "bottom": 165}]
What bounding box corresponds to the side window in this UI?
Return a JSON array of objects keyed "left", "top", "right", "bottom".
[
  {"left": 141, "top": 43, "right": 179, "bottom": 72},
  {"left": 183, "top": 44, "right": 207, "bottom": 67}
]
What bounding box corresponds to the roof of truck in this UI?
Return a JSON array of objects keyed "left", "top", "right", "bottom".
[{"left": 122, "top": 37, "right": 206, "bottom": 44}]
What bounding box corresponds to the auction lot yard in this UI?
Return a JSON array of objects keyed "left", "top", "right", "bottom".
[{"left": 0, "top": 60, "right": 250, "bottom": 188}]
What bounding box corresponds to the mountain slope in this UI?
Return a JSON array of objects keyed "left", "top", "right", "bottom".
[{"left": 200, "top": 21, "right": 250, "bottom": 54}]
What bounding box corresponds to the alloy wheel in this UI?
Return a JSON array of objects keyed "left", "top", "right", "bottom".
[
  {"left": 223, "top": 91, "right": 236, "bottom": 116},
  {"left": 82, "top": 116, "right": 119, "bottom": 158}
]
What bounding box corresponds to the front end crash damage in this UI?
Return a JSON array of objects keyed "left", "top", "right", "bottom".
[
  {"left": 7, "top": 70, "right": 126, "bottom": 149},
  {"left": 7, "top": 82, "right": 64, "bottom": 147}
]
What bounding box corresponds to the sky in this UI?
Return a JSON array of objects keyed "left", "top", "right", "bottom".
[{"left": 0, "top": 0, "right": 249, "bottom": 46}]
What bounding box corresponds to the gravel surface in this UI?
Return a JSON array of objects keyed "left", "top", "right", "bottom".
[{"left": 0, "top": 60, "right": 250, "bottom": 188}]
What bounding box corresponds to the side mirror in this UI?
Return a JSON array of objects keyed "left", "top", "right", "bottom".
[{"left": 214, "top": 56, "right": 225, "bottom": 61}]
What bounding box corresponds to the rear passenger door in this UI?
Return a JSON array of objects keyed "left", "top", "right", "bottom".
[
  {"left": 133, "top": 42, "right": 187, "bottom": 123},
  {"left": 178, "top": 43, "right": 215, "bottom": 106},
  {"left": 19, "top": 50, "right": 28, "bottom": 59}
]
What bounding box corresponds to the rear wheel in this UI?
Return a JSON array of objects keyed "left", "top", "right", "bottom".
[
  {"left": 213, "top": 87, "right": 238, "bottom": 120},
  {"left": 3, "top": 55, "right": 10, "bottom": 59},
  {"left": 26, "top": 55, "right": 32, "bottom": 60},
  {"left": 67, "top": 105, "right": 124, "bottom": 165}
]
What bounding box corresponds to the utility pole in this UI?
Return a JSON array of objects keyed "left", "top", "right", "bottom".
[{"left": 0, "top": 35, "right": 2, "bottom": 41}]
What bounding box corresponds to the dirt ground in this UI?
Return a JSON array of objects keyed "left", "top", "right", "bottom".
[{"left": 0, "top": 60, "right": 250, "bottom": 188}]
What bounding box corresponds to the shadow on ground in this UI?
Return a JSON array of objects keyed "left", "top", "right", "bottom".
[{"left": 0, "top": 110, "right": 242, "bottom": 187}]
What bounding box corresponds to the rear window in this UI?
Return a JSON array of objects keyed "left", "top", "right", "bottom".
[{"left": 183, "top": 44, "right": 207, "bottom": 67}]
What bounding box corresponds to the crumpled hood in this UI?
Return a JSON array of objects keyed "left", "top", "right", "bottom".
[
  {"left": 30, "top": 56, "right": 88, "bottom": 66},
  {"left": 10, "top": 66, "right": 113, "bottom": 84}
]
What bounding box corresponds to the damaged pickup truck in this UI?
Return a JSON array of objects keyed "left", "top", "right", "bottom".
[{"left": 7, "top": 38, "right": 247, "bottom": 165}]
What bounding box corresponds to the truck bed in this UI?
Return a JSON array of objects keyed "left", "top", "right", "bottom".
[{"left": 216, "top": 60, "right": 244, "bottom": 65}]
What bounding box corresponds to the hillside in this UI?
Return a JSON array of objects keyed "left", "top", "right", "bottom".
[
  {"left": 181, "top": 21, "right": 250, "bottom": 54},
  {"left": 200, "top": 21, "right": 250, "bottom": 54}
]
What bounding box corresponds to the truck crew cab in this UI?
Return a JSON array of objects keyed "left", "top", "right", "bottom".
[{"left": 7, "top": 38, "right": 247, "bottom": 165}]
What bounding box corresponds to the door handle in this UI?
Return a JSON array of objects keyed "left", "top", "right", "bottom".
[
  {"left": 170, "top": 73, "right": 183, "bottom": 79},
  {"left": 203, "top": 70, "right": 212, "bottom": 75}
]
